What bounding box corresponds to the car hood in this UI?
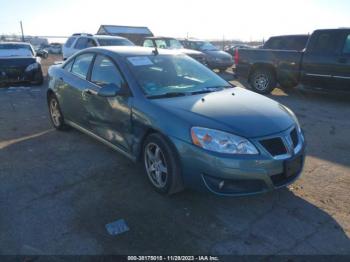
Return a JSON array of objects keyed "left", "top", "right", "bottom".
[
  {"left": 178, "top": 48, "right": 204, "bottom": 56},
  {"left": 204, "top": 50, "right": 232, "bottom": 59},
  {"left": 151, "top": 87, "right": 295, "bottom": 138}
]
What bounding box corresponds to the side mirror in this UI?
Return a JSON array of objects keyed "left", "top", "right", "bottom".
[{"left": 98, "top": 83, "right": 129, "bottom": 97}]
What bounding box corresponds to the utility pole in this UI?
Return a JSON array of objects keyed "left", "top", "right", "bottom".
[{"left": 20, "top": 21, "right": 24, "bottom": 42}]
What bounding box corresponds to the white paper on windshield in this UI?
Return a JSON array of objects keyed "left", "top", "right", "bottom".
[{"left": 127, "top": 56, "right": 153, "bottom": 66}]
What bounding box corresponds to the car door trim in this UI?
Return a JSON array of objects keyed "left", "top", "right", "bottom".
[
  {"left": 65, "top": 120, "right": 136, "bottom": 162},
  {"left": 333, "top": 75, "right": 350, "bottom": 79},
  {"left": 305, "top": 73, "right": 332, "bottom": 78}
]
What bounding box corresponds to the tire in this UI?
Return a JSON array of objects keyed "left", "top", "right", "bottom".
[
  {"left": 249, "top": 68, "right": 277, "bottom": 94},
  {"left": 48, "top": 94, "right": 68, "bottom": 131},
  {"left": 143, "top": 133, "right": 184, "bottom": 195}
]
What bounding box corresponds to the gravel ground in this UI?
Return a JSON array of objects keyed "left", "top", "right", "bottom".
[{"left": 0, "top": 56, "right": 349, "bottom": 255}]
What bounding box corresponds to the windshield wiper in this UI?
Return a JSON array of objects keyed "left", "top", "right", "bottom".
[
  {"left": 147, "top": 92, "right": 189, "bottom": 99},
  {"left": 191, "top": 86, "right": 232, "bottom": 95}
]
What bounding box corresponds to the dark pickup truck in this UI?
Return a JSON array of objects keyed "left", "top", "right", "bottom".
[{"left": 235, "top": 29, "right": 350, "bottom": 94}]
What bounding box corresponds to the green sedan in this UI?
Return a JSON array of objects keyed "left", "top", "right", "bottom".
[{"left": 47, "top": 46, "right": 305, "bottom": 196}]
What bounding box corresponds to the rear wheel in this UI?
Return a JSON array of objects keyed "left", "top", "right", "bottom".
[
  {"left": 249, "top": 68, "right": 276, "bottom": 94},
  {"left": 143, "top": 133, "right": 184, "bottom": 195},
  {"left": 48, "top": 94, "right": 68, "bottom": 130}
]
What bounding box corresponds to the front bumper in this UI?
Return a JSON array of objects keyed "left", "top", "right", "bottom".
[{"left": 169, "top": 126, "right": 306, "bottom": 196}]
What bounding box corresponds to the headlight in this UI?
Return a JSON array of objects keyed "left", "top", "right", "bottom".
[
  {"left": 25, "top": 63, "right": 40, "bottom": 72},
  {"left": 191, "top": 127, "right": 259, "bottom": 155}
]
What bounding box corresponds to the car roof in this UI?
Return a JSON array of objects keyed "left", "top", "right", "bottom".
[
  {"left": 144, "top": 36, "right": 176, "bottom": 40},
  {"left": 0, "top": 42, "right": 32, "bottom": 46},
  {"left": 87, "top": 46, "right": 185, "bottom": 57},
  {"left": 93, "top": 35, "right": 129, "bottom": 40},
  {"left": 268, "top": 34, "right": 309, "bottom": 38}
]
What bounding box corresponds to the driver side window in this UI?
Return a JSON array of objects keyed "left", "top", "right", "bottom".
[{"left": 91, "top": 55, "right": 124, "bottom": 88}]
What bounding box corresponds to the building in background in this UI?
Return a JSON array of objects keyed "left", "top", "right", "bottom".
[{"left": 97, "top": 25, "right": 153, "bottom": 45}]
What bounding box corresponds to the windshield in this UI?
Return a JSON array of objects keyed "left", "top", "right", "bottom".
[
  {"left": 126, "top": 54, "right": 230, "bottom": 97},
  {"left": 195, "top": 41, "right": 218, "bottom": 51},
  {"left": 0, "top": 44, "right": 34, "bottom": 57},
  {"left": 97, "top": 38, "right": 134, "bottom": 46},
  {"left": 155, "top": 39, "right": 184, "bottom": 49}
]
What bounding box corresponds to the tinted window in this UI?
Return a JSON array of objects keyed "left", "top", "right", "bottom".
[
  {"left": 98, "top": 38, "right": 134, "bottom": 46},
  {"left": 74, "top": 37, "right": 96, "bottom": 49},
  {"left": 343, "top": 34, "right": 350, "bottom": 54},
  {"left": 143, "top": 39, "right": 154, "bottom": 47},
  {"left": 91, "top": 55, "right": 124, "bottom": 87},
  {"left": 71, "top": 53, "right": 94, "bottom": 79},
  {"left": 65, "top": 37, "right": 76, "bottom": 48},
  {"left": 310, "top": 32, "right": 338, "bottom": 54}
]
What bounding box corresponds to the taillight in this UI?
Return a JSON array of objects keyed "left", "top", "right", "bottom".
[{"left": 234, "top": 48, "right": 239, "bottom": 65}]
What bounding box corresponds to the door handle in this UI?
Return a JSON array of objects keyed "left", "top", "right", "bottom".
[{"left": 82, "top": 89, "right": 98, "bottom": 96}]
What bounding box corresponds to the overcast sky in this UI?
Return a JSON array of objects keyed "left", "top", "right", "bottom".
[{"left": 0, "top": 0, "right": 349, "bottom": 41}]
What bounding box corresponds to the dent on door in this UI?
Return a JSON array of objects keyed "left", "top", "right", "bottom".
[{"left": 85, "top": 94, "right": 132, "bottom": 152}]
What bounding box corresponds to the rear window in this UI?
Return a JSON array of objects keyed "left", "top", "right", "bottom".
[
  {"left": 0, "top": 44, "right": 33, "bottom": 57},
  {"left": 97, "top": 38, "right": 134, "bottom": 46},
  {"left": 264, "top": 36, "right": 308, "bottom": 51},
  {"left": 308, "top": 32, "right": 339, "bottom": 54},
  {"left": 65, "top": 37, "right": 76, "bottom": 48}
]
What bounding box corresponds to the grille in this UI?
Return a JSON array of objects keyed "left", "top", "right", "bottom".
[
  {"left": 260, "top": 137, "right": 287, "bottom": 156},
  {"left": 290, "top": 128, "right": 299, "bottom": 148}
]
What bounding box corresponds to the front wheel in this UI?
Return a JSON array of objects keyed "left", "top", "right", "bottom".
[
  {"left": 249, "top": 68, "right": 276, "bottom": 94},
  {"left": 143, "top": 133, "right": 184, "bottom": 195}
]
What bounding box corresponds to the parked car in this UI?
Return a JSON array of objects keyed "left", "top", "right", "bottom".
[
  {"left": 47, "top": 46, "right": 305, "bottom": 196},
  {"left": 62, "top": 33, "right": 135, "bottom": 60},
  {"left": 235, "top": 28, "right": 350, "bottom": 94},
  {"left": 34, "top": 46, "right": 49, "bottom": 58},
  {"left": 142, "top": 37, "right": 206, "bottom": 64},
  {"left": 263, "top": 34, "right": 309, "bottom": 51},
  {"left": 181, "top": 39, "right": 233, "bottom": 72},
  {"left": 0, "top": 42, "right": 44, "bottom": 85},
  {"left": 47, "top": 43, "right": 62, "bottom": 54},
  {"left": 224, "top": 44, "right": 252, "bottom": 56}
]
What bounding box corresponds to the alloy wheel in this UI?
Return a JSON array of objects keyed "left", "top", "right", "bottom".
[
  {"left": 50, "top": 98, "right": 61, "bottom": 127},
  {"left": 144, "top": 142, "right": 168, "bottom": 189}
]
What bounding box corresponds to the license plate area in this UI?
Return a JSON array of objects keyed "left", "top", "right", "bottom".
[{"left": 284, "top": 155, "right": 303, "bottom": 178}]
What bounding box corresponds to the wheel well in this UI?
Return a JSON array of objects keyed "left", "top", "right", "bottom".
[
  {"left": 249, "top": 63, "right": 276, "bottom": 80},
  {"left": 137, "top": 128, "right": 159, "bottom": 161},
  {"left": 47, "top": 89, "right": 55, "bottom": 103},
  {"left": 137, "top": 128, "right": 179, "bottom": 163}
]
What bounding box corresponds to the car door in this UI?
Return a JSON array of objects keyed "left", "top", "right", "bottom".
[
  {"left": 83, "top": 54, "right": 133, "bottom": 152},
  {"left": 301, "top": 30, "right": 341, "bottom": 89},
  {"left": 59, "top": 53, "right": 95, "bottom": 127},
  {"left": 333, "top": 32, "right": 350, "bottom": 90}
]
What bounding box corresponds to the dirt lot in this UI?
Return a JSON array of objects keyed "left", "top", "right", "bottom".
[{"left": 0, "top": 55, "right": 349, "bottom": 255}]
